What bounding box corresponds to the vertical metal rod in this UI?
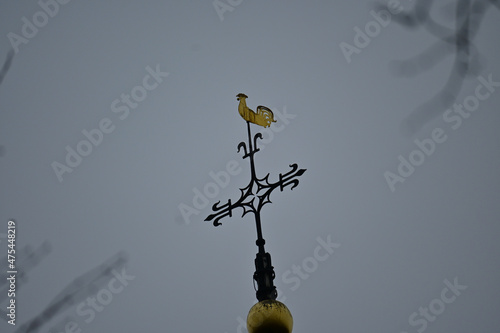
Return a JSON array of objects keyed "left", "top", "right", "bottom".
[
  {"left": 254, "top": 211, "right": 265, "bottom": 254},
  {"left": 246, "top": 121, "right": 257, "bottom": 181}
]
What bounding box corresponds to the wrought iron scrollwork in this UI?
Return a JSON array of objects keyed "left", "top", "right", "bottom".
[
  {"left": 205, "top": 123, "right": 306, "bottom": 227},
  {"left": 205, "top": 106, "right": 306, "bottom": 302}
]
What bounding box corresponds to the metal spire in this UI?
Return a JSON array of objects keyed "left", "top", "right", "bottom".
[{"left": 205, "top": 94, "right": 306, "bottom": 302}]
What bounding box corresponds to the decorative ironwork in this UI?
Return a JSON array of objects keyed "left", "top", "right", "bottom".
[{"left": 205, "top": 94, "right": 306, "bottom": 302}]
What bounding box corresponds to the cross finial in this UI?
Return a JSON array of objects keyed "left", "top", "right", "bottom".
[{"left": 205, "top": 95, "right": 306, "bottom": 301}]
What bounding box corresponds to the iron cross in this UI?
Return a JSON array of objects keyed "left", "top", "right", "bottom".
[{"left": 205, "top": 94, "right": 306, "bottom": 301}]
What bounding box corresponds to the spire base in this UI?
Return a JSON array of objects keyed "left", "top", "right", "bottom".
[{"left": 247, "top": 300, "right": 293, "bottom": 333}]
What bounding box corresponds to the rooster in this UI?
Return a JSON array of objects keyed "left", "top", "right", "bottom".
[{"left": 236, "top": 93, "right": 276, "bottom": 128}]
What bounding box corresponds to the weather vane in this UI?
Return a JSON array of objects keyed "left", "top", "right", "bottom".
[{"left": 205, "top": 93, "right": 305, "bottom": 333}]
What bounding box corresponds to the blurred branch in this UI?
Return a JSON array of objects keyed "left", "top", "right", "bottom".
[
  {"left": 14, "top": 251, "right": 128, "bottom": 333},
  {"left": 0, "top": 49, "right": 14, "bottom": 88},
  {"left": 376, "top": 0, "right": 498, "bottom": 135},
  {"left": 0, "top": 49, "right": 15, "bottom": 156},
  {"left": 0, "top": 241, "right": 52, "bottom": 306}
]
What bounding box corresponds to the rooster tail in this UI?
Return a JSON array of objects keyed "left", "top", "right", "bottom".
[{"left": 256, "top": 106, "right": 277, "bottom": 128}]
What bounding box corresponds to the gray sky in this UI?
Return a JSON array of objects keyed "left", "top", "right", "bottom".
[{"left": 1, "top": 1, "right": 499, "bottom": 332}]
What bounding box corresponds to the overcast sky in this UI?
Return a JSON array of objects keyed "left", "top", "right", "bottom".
[{"left": 1, "top": 1, "right": 499, "bottom": 332}]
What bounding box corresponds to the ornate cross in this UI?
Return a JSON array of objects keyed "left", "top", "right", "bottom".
[{"left": 205, "top": 94, "right": 306, "bottom": 301}]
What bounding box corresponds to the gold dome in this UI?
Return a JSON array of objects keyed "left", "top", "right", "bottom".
[{"left": 247, "top": 300, "right": 293, "bottom": 333}]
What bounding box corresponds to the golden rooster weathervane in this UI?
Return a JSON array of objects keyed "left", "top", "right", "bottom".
[
  {"left": 205, "top": 93, "right": 306, "bottom": 333},
  {"left": 236, "top": 93, "right": 276, "bottom": 128}
]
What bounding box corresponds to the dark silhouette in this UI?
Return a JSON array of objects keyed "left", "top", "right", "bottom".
[{"left": 205, "top": 96, "right": 306, "bottom": 302}]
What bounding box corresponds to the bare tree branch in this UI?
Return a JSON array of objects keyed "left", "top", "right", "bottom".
[
  {"left": 376, "top": 0, "right": 498, "bottom": 135},
  {"left": 0, "top": 49, "right": 14, "bottom": 88}
]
